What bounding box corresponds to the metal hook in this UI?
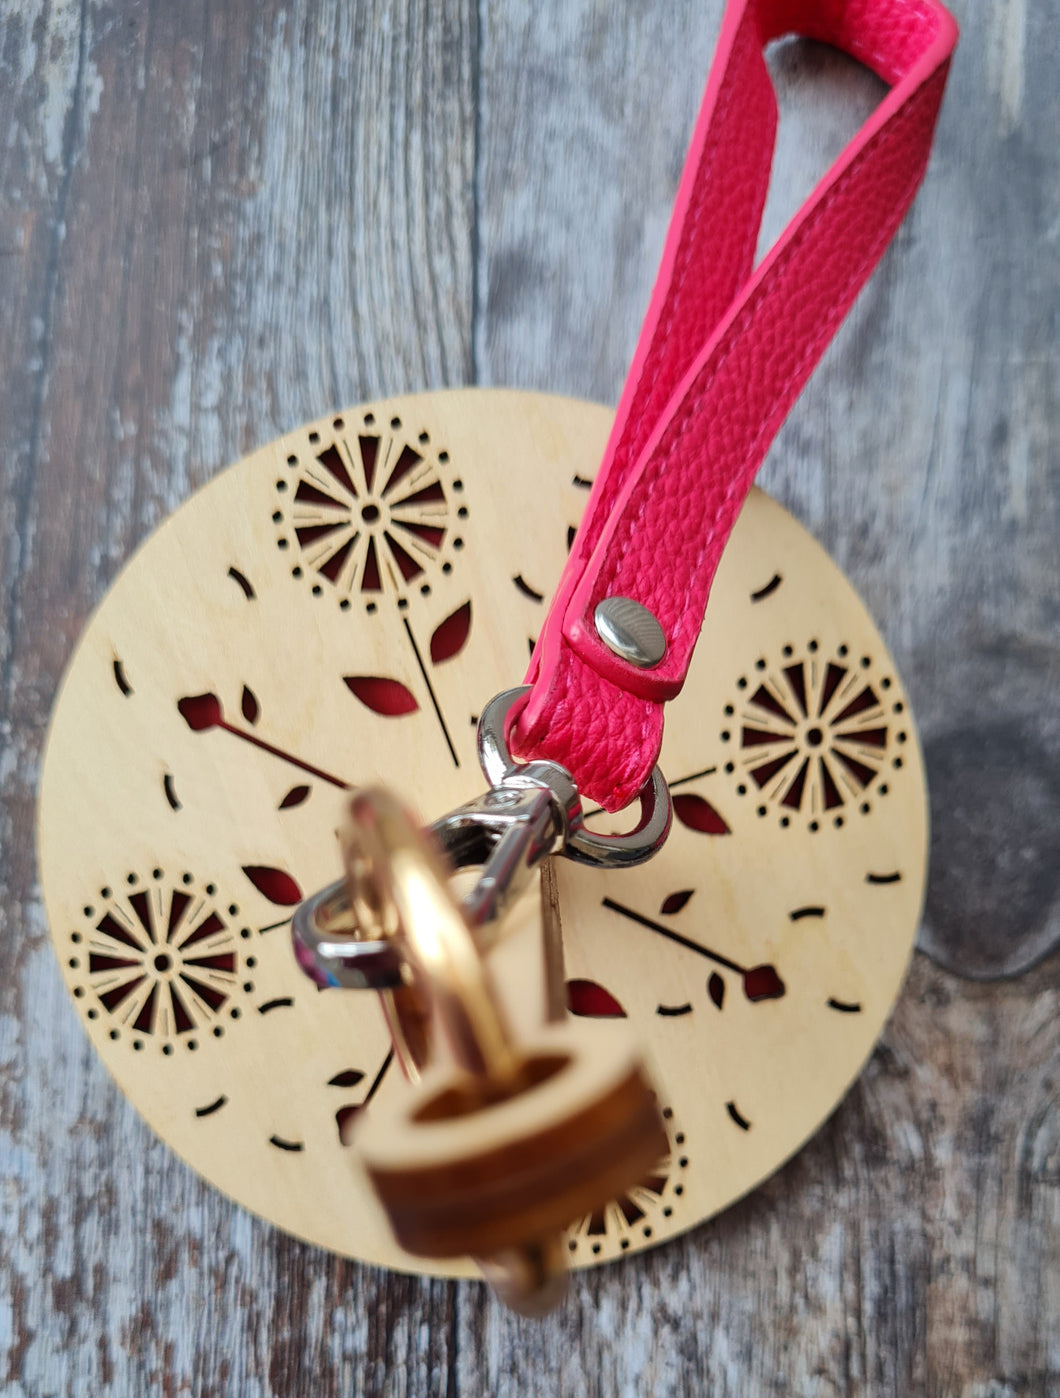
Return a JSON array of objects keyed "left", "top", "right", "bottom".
[{"left": 292, "top": 687, "right": 672, "bottom": 993}]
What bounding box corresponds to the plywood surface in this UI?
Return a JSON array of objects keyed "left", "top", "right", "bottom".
[
  {"left": 36, "top": 388, "right": 931, "bottom": 1281},
  {"left": 0, "top": 1, "right": 1056, "bottom": 1394}
]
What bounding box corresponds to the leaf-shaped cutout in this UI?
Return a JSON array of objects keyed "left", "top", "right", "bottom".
[
  {"left": 279, "top": 785, "right": 310, "bottom": 810},
  {"left": 661, "top": 889, "right": 694, "bottom": 916},
  {"left": 328, "top": 1069, "right": 365, "bottom": 1089},
  {"left": 344, "top": 676, "right": 419, "bottom": 716},
  {"left": 242, "top": 865, "right": 303, "bottom": 905},
  {"left": 743, "top": 965, "right": 786, "bottom": 1002},
  {"left": 708, "top": 972, "right": 726, "bottom": 1009},
  {"left": 178, "top": 692, "right": 223, "bottom": 731},
  {"left": 673, "top": 792, "right": 730, "bottom": 835},
  {"left": 241, "top": 685, "right": 260, "bottom": 725},
  {"left": 429, "top": 600, "right": 472, "bottom": 664},
  {"left": 566, "top": 979, "right": 627, "bottom": 1018}
]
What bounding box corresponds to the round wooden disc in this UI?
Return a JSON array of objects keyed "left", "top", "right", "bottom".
[{"left": 38, "top": 389, "right": 927, "bottom": 1277}]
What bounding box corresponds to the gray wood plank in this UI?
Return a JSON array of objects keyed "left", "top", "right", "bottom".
[
  {"left": 0, "top": 0, "right": 1056, "bottom": 1393},
  {"left": 0, "top": 1, "right": 473, "bottom": 1394}
]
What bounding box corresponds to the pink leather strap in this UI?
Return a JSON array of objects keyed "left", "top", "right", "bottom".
[{"left": 513, "top": 0, "right": 958, "bottom": 811}]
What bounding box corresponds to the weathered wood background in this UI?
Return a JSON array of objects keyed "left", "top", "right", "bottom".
[{"left": 1, "top": 1, "right": 1057, "bottom": 1394}]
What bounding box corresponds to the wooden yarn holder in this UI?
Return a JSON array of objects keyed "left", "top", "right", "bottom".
[{"left": 38, "top": 389, "right": 927, "bottom": 1277}]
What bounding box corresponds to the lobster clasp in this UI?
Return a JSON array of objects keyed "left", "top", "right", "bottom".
[
  {"left": 290, "top": 767, "right": 569, "bottom": 993},
  {"left": 429, "top": 768, "right": 576, "bottom": 938},
  {"left": 291, "top": 686, "right": 673, "bottom": 993}
]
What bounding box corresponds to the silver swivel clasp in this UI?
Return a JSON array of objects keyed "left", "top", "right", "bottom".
[{"left": 292, "top": 685, "right": 672, "bottom": 993}]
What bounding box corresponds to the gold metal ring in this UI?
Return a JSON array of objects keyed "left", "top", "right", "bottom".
[{"left": 342, "top": 788, "right": 520, "bottom": 1084}]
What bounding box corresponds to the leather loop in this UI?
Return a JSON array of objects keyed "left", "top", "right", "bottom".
[{"left": 514, "top": 0, "right": 957, "bottom": 811}]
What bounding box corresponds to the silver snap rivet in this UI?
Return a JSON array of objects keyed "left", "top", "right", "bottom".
[{"left": 594, "top": 597, "right": 667, "bottom": 668}]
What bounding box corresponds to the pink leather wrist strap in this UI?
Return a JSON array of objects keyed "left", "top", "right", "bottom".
[{"left": 512, "top": 0, "right": 957, "bottom": 812}]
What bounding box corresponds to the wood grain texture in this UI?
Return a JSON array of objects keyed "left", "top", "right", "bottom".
[
  {"left": 35, "top": 389, "right": 933, "bottom": 1283},
  {"left": 0, "top": 0, "right": 1056, "bottom": 1394}
]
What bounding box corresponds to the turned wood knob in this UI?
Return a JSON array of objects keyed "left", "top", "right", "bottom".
[{"left": 355, "top": 1023, "right": 667, "bottom": 1259}]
